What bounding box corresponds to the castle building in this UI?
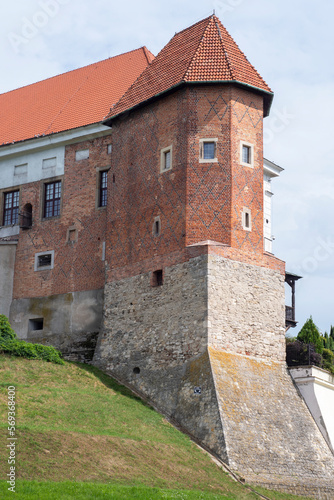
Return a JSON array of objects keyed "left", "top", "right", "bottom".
[{"left": 1, "top": 15, "right": 334, "bottom": 498}]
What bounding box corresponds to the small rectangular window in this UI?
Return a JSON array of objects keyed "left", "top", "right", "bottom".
[
  {"left": 44, "top": 181, "right": 61, "bottom": 218},
  {"left": 152, "top": 269, "right": 163, "bottom": 287},
  {"left": 3, "top": 191, "right": 19, "bottom": 226},
  {"left": 240, "top": 141, "right": 254, "bottom": 167},
  {"left": 160, "top": 145, "right": 172, "bottom": 172},
  {"left": 29, "top": 318, "right": 44, "bottom": 331},
  {"left": 199, "top": 139, "right": 218, "bottom": 162},
  {"left": 99, "top": 171, "right": 108, "bottom": 207},
  {"left": 107, "top": 144, "right": 112, "bottom": 154},
  {"left": 203, "top": 142, "right": 215, "bottom": 159},
  {"left": 34, "top": 251, "right": 54, "bottom": 271}
]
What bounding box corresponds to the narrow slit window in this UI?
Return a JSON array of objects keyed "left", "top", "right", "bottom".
[
  {"left": 153, "top": 217, "right": 161, "bottom": 237},
  {"left": 99, "top": 171, "right": 108, "bottom": 207},
  {"left": 242, "top": 209, "right": 252, "bottom": 231},
  {"left": 164, "top": 150, "right": 171, "bottom": 170},
  {"left": 160, "top": 146, "right": 172, "bottom": 172},
  {"left": 242, "top": 145, "right": 251, "bottom": 164}
]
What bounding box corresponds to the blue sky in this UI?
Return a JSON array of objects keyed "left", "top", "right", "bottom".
[{"left": 1, "top": 0, "right": 334, "bottom": 334}]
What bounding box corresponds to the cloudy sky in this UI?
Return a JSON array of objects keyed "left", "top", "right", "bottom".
[{"left": 1, "top": 0, "right": 333, "bottom": 335}]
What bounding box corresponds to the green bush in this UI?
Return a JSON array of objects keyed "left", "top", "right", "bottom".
[
  {"left": 0, "top": 314, "right": 64, "bottom": 365},
  {"left": 322, "top": 348, "right": 334, "bottom": 374}
]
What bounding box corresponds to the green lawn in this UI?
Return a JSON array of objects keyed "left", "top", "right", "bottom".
[{"left": 0, "top": 355, "right": 312, "bottom": 499}]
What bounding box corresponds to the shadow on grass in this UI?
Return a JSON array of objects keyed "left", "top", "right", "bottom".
[{"left": 70, "top": 361, "right": 151, "bottom": 409}]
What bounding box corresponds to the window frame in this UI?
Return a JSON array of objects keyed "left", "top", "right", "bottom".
[
  {"left": 2, "top": 189, "right": 20, "bottom": 226},
  {"left": 34, "top": 250, "right": 55, "bottom": 271},
  {"left": 96, "top": 168, "right": 109, "bottom": 209},
  {"left": 43, "top": 180, "right": 62, "bottom": 219},
  {"left": 242, "top": 208, "right": 252, "bottom": 231},
  {"left": 240, "top": 141, "right": 254, "bottom": 168},
  {"left": 160, "top": 145, "right": 173, "bottom": 173},
  {"left": 199, "top": 138, "right": 218, "bottom": 163}
]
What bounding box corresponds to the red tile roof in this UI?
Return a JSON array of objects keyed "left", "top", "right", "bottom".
[
  {"left": 0, "top": 47, "right": 154, "bottom": 146},
  {"left": 105, "top": 15, "right": 273, "bottom": 121}
]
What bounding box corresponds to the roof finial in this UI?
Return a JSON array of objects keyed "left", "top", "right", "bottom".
[{"left": 213, "top": 9, "right": 215, "bottom": 15}]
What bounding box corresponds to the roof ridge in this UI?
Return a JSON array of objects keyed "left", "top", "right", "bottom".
[
  {"left": 213, "top": 16, "right": 235, "bottom": 81},
  {"left": 173, "top": 14, "right": 212, "bottom": 38},
  {"left": 183, "top": 15, "right": 215, "bottom": 81},
  {"left": 0, "top": 47, "right": 148, "bottom": 97},
  {"left": 214, "top": 16, "right": 271, "bottom": 92}
]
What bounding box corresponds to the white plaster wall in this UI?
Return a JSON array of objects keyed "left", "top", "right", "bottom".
[
  {"left": 263, "top": 174, "right": 273, "bottom": 252},
  {"left": 0, "top": 145, "right": 65, "bottom": 189},
  {"left": 0, "top": 242, "right": 17, "bottom": 317},
  {"left": 289, "top": 366, "right": 334, "bottom": 451}
]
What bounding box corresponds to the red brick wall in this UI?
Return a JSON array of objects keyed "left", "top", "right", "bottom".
[
  {"left": 12, "top": 135, "right": 111, "bottom": 299},
  {"left": 106, "top": 84, "right": 280, "bottom": 282}
]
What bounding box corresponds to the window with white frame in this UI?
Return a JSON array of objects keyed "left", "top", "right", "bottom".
[
  {"left": 34, "top": 250, "right": 55, "bottom": 271},
  {"left": 240, "top": 141, "right": 254, "bottom": 167},
  {"left": 199, "top": 138, "right": 218, "bottom": 162},
  {"left": 160, "top": 145, "right": 172, "bottom": 172}
]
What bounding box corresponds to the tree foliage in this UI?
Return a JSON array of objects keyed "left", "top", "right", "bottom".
[{"left": 297, "top": 316, "right": 323, "bottom": 354}]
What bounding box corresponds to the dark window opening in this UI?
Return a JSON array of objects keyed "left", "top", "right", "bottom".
[
  {"left": 154, "top": 219, "right": 160, "bottom": 236},
  {"left": 163, "top": 150, "right": 171, "bottom": 170},
  {"left": 99, "top": 171, "right": 108, "bottom": 207},
  {"left": 3, "top": 190, "right": 19, "bottom": 226},
  {"left": 242, "top": 145, "right": 251, "bottom": 164},
  {"left": 20, "top": 203, "right": 32, "bottom": 229},
  {"left": 152, "top": 269, "right": 163, "bottom": 287},
  {"left": 44, "top": 181, "right": 61, "bottom": 218},
  {"left": 245, "top": 212, "right": 250, "bottom": 229},
  {"left": 38, "top": 254, "right": 52, "bottom": 268},
  {"left": 29, "top": 318, "right": 44, "bottom": 331},
  {"left": 133, "top": 367, "right": 140, "bottom": 374}
]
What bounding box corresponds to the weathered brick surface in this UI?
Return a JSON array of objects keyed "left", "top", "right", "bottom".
[
  {"left": 106, "top": 85, "right": 277, "bottom": 281},
  {"left": 12, "top": 135, "right": 111, "bottom": 299}
]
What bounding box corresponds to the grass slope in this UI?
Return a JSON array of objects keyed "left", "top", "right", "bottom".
[{"left": 0, "top": 355, "right": 311, "bottom": 499}]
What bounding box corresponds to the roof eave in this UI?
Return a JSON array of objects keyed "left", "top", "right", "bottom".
[{"left": 103, "top": 79, "right": 274, "bottom": 126}]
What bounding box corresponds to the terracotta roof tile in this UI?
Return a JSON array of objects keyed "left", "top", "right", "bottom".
[
  {"left": 0, "top": 47, "right": 154, "bottom": 146},
  {"left": 106, "top": 15, "right": 273, "bottom": 121}
]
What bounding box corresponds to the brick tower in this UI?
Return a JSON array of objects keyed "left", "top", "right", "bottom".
[{"left": 93, "top": 16, "right": 334, "bottom": 497}]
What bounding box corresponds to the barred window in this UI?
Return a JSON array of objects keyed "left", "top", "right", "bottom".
[
  {"left": 3, "top": 191, "right": 19, "bottom": 226},
  {"left": 99, "top": 171, "right": 108, "bottom": 207},
  {"left": 44, "top": 181, "right": 61, "bottom": 218}
]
